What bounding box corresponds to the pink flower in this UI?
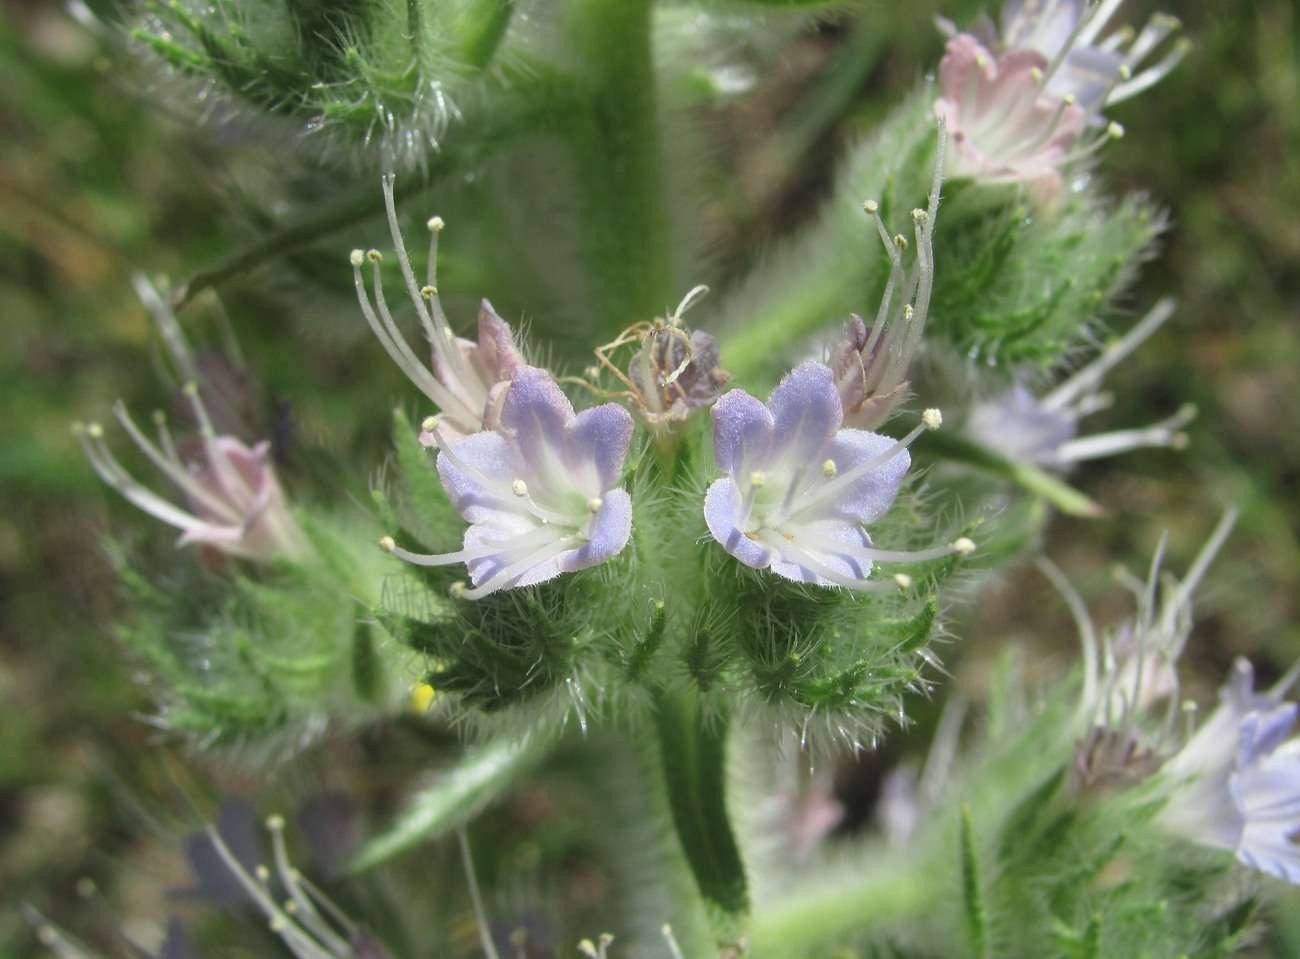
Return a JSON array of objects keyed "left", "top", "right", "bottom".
[
  {"left": 934, "top": 34, "right": 1091, "bottom": 197},
  {"left": 78, "top": 392, "right": 309, "bottom": 564}
]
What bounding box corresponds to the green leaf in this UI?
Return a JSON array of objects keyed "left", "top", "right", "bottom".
[
  {"left": 346, "top": 735, "right": 540, "bottom": 873},
  {"left": 960, "top": 805, "right": 990, "bottom": 959}
]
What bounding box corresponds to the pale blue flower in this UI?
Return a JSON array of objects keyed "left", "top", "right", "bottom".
[
  {"left": 704, "top": 362, "right": 966, "bottom": 591},
  {"left": 1160, "top": 659, "right": 1300, "bottom": 884},
  {"left": 965, "top": 299, "right": 1195, "bottom": 469},
  {"left": 383, "top": 367, "right": 634, "bottom": 598}
]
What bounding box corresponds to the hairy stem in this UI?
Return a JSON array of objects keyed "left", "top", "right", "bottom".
[{"left": 565, "top": 0, "right": 675, "bottom": 336}]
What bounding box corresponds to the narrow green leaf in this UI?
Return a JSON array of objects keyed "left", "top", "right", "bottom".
[
  {"left": 346, "top": 736, "right": 539, "bottom": 874},
  {"left": 960, "top": 804, "right": 989, "bottom": 959},
  {"left": 654, "top": 690, "right": 749, "bottom": 947}
]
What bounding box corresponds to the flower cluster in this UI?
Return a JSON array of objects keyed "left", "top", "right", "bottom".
[{"left": 935, "top": 0, "right": 1187, "bottom": 196}]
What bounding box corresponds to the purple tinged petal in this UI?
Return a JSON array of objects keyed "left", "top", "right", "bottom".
[
  {"left": 559, "top": 489, "right": 633, "bottom": 573},
  {"left": 568, "top": 403, "right": 635, "bottom": 491},
  {"left": 711, "top": 389, "right": 773, "bottom": 478},
  {"left": 768, "top": 363, "right": 844, "bottom": 468},
  {"left": 769, "top": 520, "right": 874, "bottom": 586},
  {"left": 815, "top": 431, "right": 910, "bottom": 523},
  {"left": 436, "top": 431, "right": 515, "bottom": 524},
  {"left": 477, "top": 299, "right": 523, "bottom": 381},
  {"left": 704, "top": 479, "right": 772, "bottom": 570},
  {"left": 1239, "top": 705, "right": 1300, "bottom": 767}
]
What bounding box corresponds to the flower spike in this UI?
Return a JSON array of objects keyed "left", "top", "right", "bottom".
[
  {"left": 704, "top": 362, "right": 966, "bottom": 590},
  {"left": 382, "top": 367, "right": 634, "bottom": 599}
]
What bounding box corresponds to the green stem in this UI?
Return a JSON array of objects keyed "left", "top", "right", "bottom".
[
  {"left": 921, "top": 430, "right": 1105, "bottom": 519},
  {"left": 565, "top": 0, "right": 675, "bottom": 335},
  {"left": 653, "top": 688, "right": 750, "bottom": 950}
]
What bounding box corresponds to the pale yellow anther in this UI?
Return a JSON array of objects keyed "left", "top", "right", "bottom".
[
  {"left": 903, "top": 304, "right": 915, "bottom": 320},
  {"left": 379, "top": 535, "right": 396, "bottom": 552},
  {"left": 1118, "top": 64, "right": 1133, "bottom": 80},
  {"left": 427, "top": 216, "right": 444, "bottom": 232},
  {"left": 182, "top": 381, "right": 199, "bottom": 398},
  {"left": 588, "top": 497, "right": 604, "bottom": 513},
  {"left": 349, "top": 249, "right": 365, "bottom": 267},
  {"left": 749, "top": 471, "right": 766, "bottom": 488},
  {"left": 952, "top": 537, "right": 976, "bottom": 556},
  {"left": 894, "top": 572, "right": 914, "bottom": 590},
  {"left": 1030, "top": 66, "right": 1043, "bottom": 82},
  {"left": 1171, "top": 432, "right": 1190, "bottom": 450},
  {"left": 421, "top": 284, "right": 437, "bottom": 298},
  {"left": 911, "top": 208, "right": 928, "bottom": 225},
  {"left": 1108, "top": 122, "right": 1125, "bottom": 139},
  {"left": 449, "top": 581, "right": 468, "bottom": 600},
  {"left": 578, "top": 941, "right": 598, "bottom": 958},
  {"left": 822, "top": 459, "right": 837, "bottom": 478},
  {"left": 864, "top": 199, "right": 879, "bottom": 214},
  {"left": 1064, "top": 93, "right": 1077, "bottom": 106},
  {"left": 894, "top": 234, "right": 908, "bottom": 250},
  {"left": 284, "top": 899, "right": 299, "bottom": 914},
  {"left": 269, "top": 916, "right": 287, "bottom": 932},
  {"left": 266, "top": 814, "right": 285, "bottom": 830},
  {"left": 922, "top": 408, "right": 943, "bottom": 430},
  {"left": 255, "top": 865, "right": 271, "bottom": 883},
  {"left": 367, "top": 249, "right": 382, "bottom": 263},
  {"left": 512, "top": 479, "right": 528, "bottom": 497},
  {"left": 599, "top": 934, "right": 615, "bottom": 946},
  {"left": 422, "top": 415, "right": 439, "bottom": 433},
  {"left": 87, "top": 422, "right": 104, "bottom": 438},
  {"left": 151, "top": 409, "right": 166, "bottom": 426},
  {"left": 977, "top": 54, "right": 991, "bottom": 69}
]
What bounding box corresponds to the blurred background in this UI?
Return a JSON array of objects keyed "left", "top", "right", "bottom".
[{"left": 1, "top": 0, "right": 1297, "bottom": 954}]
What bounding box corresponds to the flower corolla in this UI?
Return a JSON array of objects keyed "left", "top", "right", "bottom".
[
  {"left": 1159, "top": 659, "right": 1300, "bottom": 884},
  {"left": 935, "top": 0, "right": 1186, "bottom": 195},
  {"left": 382, "top": 367, "right": 634, "bottom": 599},
  {"left": 704, "top": 362, "right": 965, "bottom": 590},
  {"left": 76, "top": 279, "right": 308, "bottom": 564},
  {"left": 934, "top": 35, "right": 1096, "bottom": 196},
  {"left": 353, "top": 176, "right": 527, "bottom": 440}
]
